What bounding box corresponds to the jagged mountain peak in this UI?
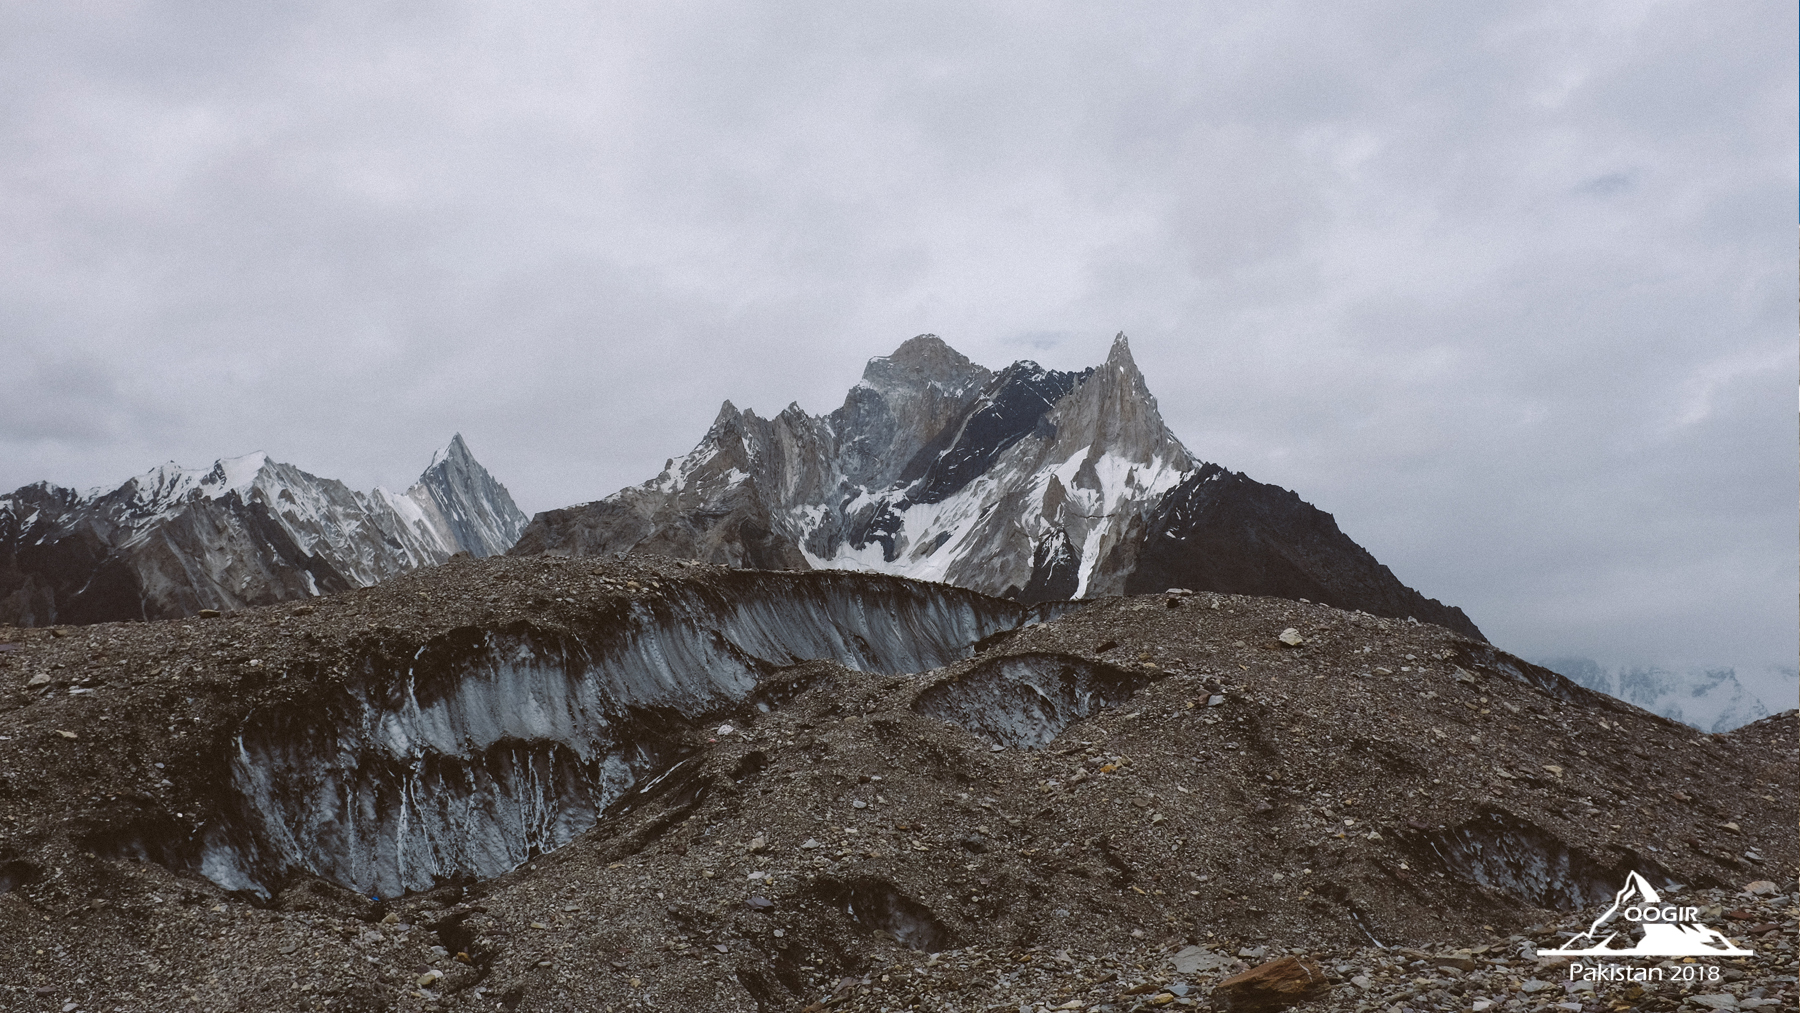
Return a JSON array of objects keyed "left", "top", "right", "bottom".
[
  {"left": 424, "top": 433, "right": 473, "bottom": 471},
  {"left": 388, "top": 434, "right": 530, "bottom": 560},
  {"left": 859, "top": 333, "right": 993, "bottom": 401},
  {"left": 99, "top": 450, "right": 276, "bottom": 515},
  {"left": 1104, "top": 330, "right": 1138, "bottom": 369},
  {"left": 511, "top": 333, "right": 1483, "bottom": 639},
  {"left": 1046, "top": 335, "right": 1186, "bottom": 473},
  {"left": 1, "top": 437, "right": 529, "bottom": 626},
  {"left": 1103, "top": 333, "right": 1158, "bottom": 407},
  {"left": 196, "top": 451, "right": 272, "bottom": 496},
  {"left": 709, "top": 399, "right": 745, "bottom": 430}
]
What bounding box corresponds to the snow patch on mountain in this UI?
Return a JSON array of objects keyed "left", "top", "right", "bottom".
[{"left": 0, "top": 434, "right": 528, "bottom": 626}]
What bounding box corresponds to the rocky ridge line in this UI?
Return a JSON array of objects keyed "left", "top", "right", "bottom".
[
  {"left": 0, "top": 433, "right": 527, "bottom": 628},
  {"left": 509, "top": 334, "right": 1483, "bottom": 639}
]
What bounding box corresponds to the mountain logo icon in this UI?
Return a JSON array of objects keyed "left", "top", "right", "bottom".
[{"left": 1541, "top": 871, "right": 1753, "bottom": 956}]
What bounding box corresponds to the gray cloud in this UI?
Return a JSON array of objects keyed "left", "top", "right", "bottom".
[{"left": 0, "top": 2, "right": 1792, "bottom": 683}]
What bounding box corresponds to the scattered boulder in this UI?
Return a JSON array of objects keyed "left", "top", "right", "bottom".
[{"left": 1212, "top": 955, "right": 1328, "bottom": 1011}]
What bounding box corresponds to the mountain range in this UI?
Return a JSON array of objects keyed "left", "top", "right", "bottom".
[
  {"left": 0, "top": 335, "right": 1481, "bottom": 640},
  {"left": 0, "top": 434, "right": 526, "bottom": 626},
  {"left": 1537, "top": 656, "right": 1789, "bottom": 733},
  {"left": 512, "top": 334, "right": 1483, "bottom": 638}
]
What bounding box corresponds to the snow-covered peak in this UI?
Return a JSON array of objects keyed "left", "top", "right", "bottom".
[
  {"left": 95, "top": 451, "right": 274, "bottom": 521},
  {"left": 201, "top": 452, "right": 271, "bottom": 499},
  {"left": 426, "top": 434, "right": 473, "bottom": 471},
  {"left": 2, "top": 435, "right": 535, "bottom": 626},
  {"left": 1539, "top": 657, "right": 1774, "bottom": 732},
  {"left": 102, "top": 461, "right": 198, "bottom": 506},
  {"left": 391, "top": 433, "right": 529, "bottom": 558}
]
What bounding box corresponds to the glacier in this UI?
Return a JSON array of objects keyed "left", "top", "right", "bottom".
[{"left": 192, "top": 572, "right": 1029, "bottom": 898}]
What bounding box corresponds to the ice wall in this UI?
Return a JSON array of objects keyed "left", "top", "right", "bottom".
[{"left": 204, "top": 576, "right": 1026, "bottom": 897}]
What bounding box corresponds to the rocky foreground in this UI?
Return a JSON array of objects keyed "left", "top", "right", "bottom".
[
  {"left": 788, "top": 878, "right": 1795, "bottom": 1012},
  {"left": 0, "top": 556, "right": 1791, "bottom": 1011}
]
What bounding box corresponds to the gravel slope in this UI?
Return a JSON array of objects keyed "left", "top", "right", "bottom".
[{"left": 0, "top": 557, "right": 1790, "bottom": 1012}]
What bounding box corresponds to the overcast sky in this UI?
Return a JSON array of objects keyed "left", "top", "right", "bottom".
[{"left": 2, "top": 2, "right": 1793, "bottom": 693}]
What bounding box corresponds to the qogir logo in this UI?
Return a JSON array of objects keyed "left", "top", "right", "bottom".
[{"left": 1541, "top": 871, "right": 1752, "bottom": 957}]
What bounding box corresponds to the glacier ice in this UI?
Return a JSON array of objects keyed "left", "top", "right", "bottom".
[{"left": 201, "top": 576, "right": 1028, "bottom": 898}]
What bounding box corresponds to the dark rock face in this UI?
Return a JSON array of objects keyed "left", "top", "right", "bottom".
[
  {"left": 905, "top": 362, "right": 1092, "bottom": 504},
  {"left": 1123, "top": 464, "right": 1482, "bottom": 639},
  {"left": 1019, "top": 529, "right": 1082, "bottom": 604},
  {"left": 0, "top": 434, "right": 527, "bottom": 627},
  {"left": 515, "top": 333, "right": 1484, "bottom": 638}
]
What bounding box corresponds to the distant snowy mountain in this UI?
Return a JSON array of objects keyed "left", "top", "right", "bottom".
[
  {"left": 1538, "top": 657, "right": 1782, "bottom": 733},
  {"left": 0, "top": 434, "right": 527, "bottom": 626},
  {"left": 513, "top": 334, "right": 1482, "bottom": 638}
]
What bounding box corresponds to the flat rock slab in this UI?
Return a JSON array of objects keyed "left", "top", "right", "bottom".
[{"left": 1170, "top": 944, "right": 1241, "bottom": 976}]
